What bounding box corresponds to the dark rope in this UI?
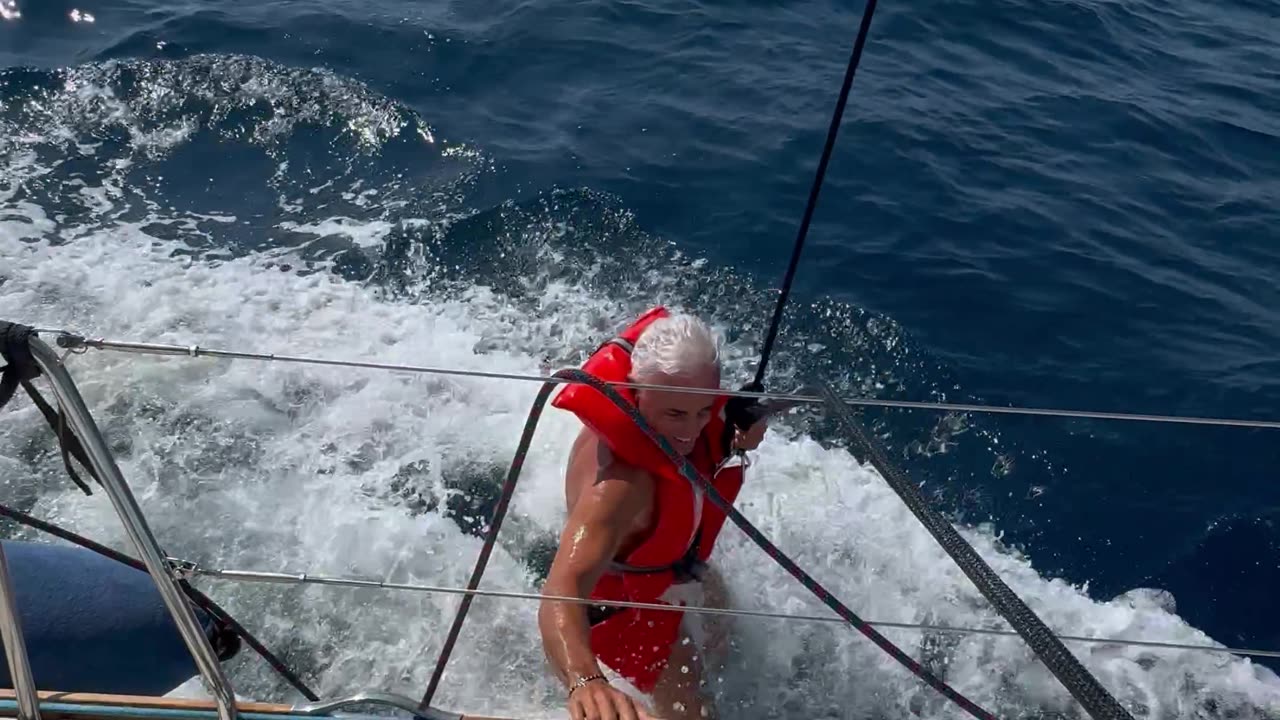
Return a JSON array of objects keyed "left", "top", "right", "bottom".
[
  {"left": 0, "top": 502, "right": 320, "bottom": 702},
  {"left": 753, "top": 0, "right": 880, "bottom": 389},
  {"left": 737, "top": 0, "right": 1130, "bottom": 713},
  {"left": 817, "top": 385, "right": 1134, "bottom": 719},
  {"left": 421, "top": 368, "right": 997, "bottom": 720},
  {"left": 417, "top": 374, "right": 558, "bottom": 709}
]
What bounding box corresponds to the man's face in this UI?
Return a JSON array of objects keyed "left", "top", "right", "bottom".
[{"left": 635, "top": 369, "right": 720, "bottom": 456}]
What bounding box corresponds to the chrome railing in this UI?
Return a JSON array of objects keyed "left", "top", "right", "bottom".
[
  {"left": 24, "top": 337, "right": 239, "bottom": 720},
  {"left": 291, "top": 692, "right": 460, "bottom": 720},
  {"left": 0, "top": 542, "right": 41, "bottom": 720},
  {"left": 5, "top": 329, "right": 477, "bottom": 720}
]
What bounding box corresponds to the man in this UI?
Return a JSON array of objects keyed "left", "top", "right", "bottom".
[{"left": 539, "top": 308, "right": 768, "bottom": 720}]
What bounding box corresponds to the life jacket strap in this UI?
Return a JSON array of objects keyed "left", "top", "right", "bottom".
[{"left": 608, "top": 537, "right": 705, "bottom": 582}]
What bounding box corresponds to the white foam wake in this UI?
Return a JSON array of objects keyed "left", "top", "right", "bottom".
[{"left": 2, "top": 221, "right": 1278, "bottom": 720}]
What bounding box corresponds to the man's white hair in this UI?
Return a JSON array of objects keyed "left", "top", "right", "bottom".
[{"left": 629, "top": 313, "right": 721, "bottom": 384}]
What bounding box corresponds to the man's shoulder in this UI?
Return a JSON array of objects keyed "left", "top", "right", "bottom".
[
  {"left": 566, "top": 427, "right": 656, "bottom": 529},
  {"left": 572, "top": 427, "right": 656, "bottom": 489}
]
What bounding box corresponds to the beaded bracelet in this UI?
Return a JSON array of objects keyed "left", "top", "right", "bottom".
[{"left": 568, "top": 673, "right": 608, "bottom": 697}]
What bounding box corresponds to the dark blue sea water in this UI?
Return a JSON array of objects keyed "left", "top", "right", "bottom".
[{"left": 3, "top": 0, "right": 1279, "bottom": 715}]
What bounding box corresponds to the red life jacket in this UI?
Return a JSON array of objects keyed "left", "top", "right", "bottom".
[{"left": 550, "top": 306, "right": 746, "bottom": 693}]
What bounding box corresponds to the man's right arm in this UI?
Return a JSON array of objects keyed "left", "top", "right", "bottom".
[{"left": 538, "top": 465, "right": 650, "bottom": 688}]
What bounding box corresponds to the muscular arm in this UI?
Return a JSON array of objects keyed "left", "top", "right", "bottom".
[{"left": 538, "top": 464, "right": 652, "bottom": 687}]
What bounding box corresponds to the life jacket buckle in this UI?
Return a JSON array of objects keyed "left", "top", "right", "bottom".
[
  {"left": 714, "top": 449, "right": 750, "bottom": 475},
  {"left": 670, "top": 559, "right": 707, "bottom": 585}
]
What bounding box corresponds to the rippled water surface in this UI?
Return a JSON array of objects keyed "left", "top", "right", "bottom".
[{"left": 1, "top": 0, "right": 1278, "bottom": 718}]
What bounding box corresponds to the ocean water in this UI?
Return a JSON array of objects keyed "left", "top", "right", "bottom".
[{"left": 1, "top": 0, "right": 1279, "bottom": 718}]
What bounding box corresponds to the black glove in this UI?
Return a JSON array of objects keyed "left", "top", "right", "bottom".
[
  {"left": 721, "top": 381, "right": 767, "bottom": 455},
  {"left": 725, "top": 381, "right": 768, "bottom": 431}
]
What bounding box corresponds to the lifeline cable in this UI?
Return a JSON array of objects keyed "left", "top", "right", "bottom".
[
  {"left": 179, "top": 564, "right": 1280, "bottom": 659},
  {"left": 420, "top": 367, "right": 998, "bottom": 720},
  {"left": 819, "top": 384, "right": 1134, "bottom": 720},
  {"left": 0, "top": 502, "right": 320, "bottom": 702},
  {"left": 753, "top": 0, "right": 880, "bottom": 388},
  {"left": 51, "top": 333, "right": 1280, "bottom": 430}
]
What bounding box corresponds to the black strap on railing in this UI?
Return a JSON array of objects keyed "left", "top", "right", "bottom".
[
  {"left": 2, "top": 321, "right": 100, "bottom": 494},
  {"left": 0, "top": 322, "right": 39, "bottom": 410},
  {"left": 420, "top": 368, "right": 997, "bottom": 719},
  {"left": 817, "top": 385, "right": 1133, "bottom": 719},
  {"left": 17, "top": 377, "right": 98, "bottom": 495}
]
